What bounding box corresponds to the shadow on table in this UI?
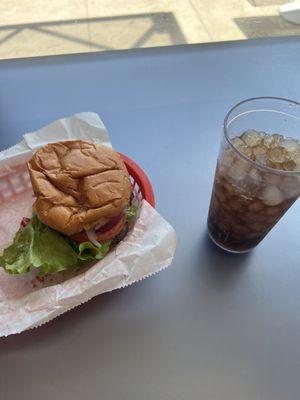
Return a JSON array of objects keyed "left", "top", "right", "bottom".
[
  {"left": 197, "top": 233, "right": 251, "bottom": 291},
  {"left": 234, "top": 15, "right": 300, "bottom": 39},
  {"left": 0, "top": 12, "right": 186, "bottom": 59}
]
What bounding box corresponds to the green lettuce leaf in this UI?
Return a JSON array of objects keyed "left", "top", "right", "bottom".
[
  {"left": 78, "top": 241, "right": 111, "bottom": 261},
  {"left": 0, "top": 201, "right": 138, "bottom": 276},
  {"left": 125, "top": 205, "right": 138, "bottom": 223},
  {"left": 0, "top": 216, "right": 79, "bottom": 276}
]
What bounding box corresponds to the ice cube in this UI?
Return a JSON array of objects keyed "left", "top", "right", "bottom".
[
  {"left": 280, "top": 175, "right": 300, "bottom": 197},
  {"left": 261, "top": 186, "right": 283, "bottom": 206},
  {"left": 227, "top": 163, "right": 248, "bottom": 182},
  {"left": 267, "top": 147, "right": 286, "bottom": 163},
  {"left": 282, "top": 160, "right": 296, "bottom": 171},
  {"left": 256, "top": 154, "right": 268, "bottom": 166},
  {"left": 293, "top": 153, "right": 300, "bottom": 171},
  {"left": 252, "top": 145, "right": 267, "bottom": 157},
  {"left": 236, "top": 158, "right": 251, "bottom": 172},
  {"left": 248, "top": 168, "right": 262, "bottom": 185},
  {"left": 245, "top": 168, "right": 263, "bottom": 195},
  {"left": 231, "top": 137, "right": 244, "bottom": 149},
  {"left": 263, "top": 134, "right": 274, "bottom": 147},
  {"left": 239, "top": 145, "right": 253, "bottom": 159},
  {"left": 271, "top": 134, "right": 284, "bottom": 147},
  {"left": 292, "top": 150, "right": 300, "bottom": 164},
  {"left": 221, "top": 149, "right": 235, "bottom": 166},
  {"left": 264, "top": 172, "right": 282, "bottom": 186},
  {"left": 281, "top": 137, "right": 299, "bottom": 153},
  {"left": 267, "top": 161, "right": 284, "bottom": 171},
  {"left": 240, "top": 130, "right": 263, "bottom": 147}
]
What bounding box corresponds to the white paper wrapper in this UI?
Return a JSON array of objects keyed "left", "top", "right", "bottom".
[{"left": 0, "top": 113, "right": 177, "bottom": 337}]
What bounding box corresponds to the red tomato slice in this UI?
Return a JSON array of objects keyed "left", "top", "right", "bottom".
[
  {"left": 95, "top": 212, "right": 124, "bottom": 234},
  {"left": 71, "top": 214, "right": 126, "bottom": 243}
]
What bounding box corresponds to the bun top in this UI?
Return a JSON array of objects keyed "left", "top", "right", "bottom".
[{"left": 27, "top": 140, "right": 131, "bottom": 235}]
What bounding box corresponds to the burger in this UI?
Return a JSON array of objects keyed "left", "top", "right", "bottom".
[{"left": 0, "top": 140, "right": 137, "bottom": 276}]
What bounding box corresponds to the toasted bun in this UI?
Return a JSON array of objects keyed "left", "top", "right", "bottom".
[{"left": 27, "top": 140, "right": 131, "bottom": 235}]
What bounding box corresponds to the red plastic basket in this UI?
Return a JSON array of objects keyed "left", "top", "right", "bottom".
[{"left": 120, "top": 153, "right": 155, "bottom": 208}]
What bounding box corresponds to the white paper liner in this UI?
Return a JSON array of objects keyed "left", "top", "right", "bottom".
[{"left": 0, "top": 113, "right": 177, "bottom": 337}]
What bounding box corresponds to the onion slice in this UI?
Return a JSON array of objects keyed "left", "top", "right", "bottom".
[{"left": 84, "top": 228, "right": 103, "bottom": 248}]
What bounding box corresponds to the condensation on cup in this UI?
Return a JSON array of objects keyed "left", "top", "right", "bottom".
[{"left": 207, "top": 97, "right": 300, "bottom": 253}]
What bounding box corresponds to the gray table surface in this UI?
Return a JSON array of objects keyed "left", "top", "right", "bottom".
[{"left": 1, "top": 37, "right": 300, "bottom": 400}]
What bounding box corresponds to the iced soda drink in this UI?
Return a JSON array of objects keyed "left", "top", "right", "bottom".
[{"left": 208, "top": 129, "right": 300, "bottom": 252}]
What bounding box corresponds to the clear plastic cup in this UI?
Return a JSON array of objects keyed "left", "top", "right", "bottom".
[{"left": 207, "top": 97, "right": 300, "bottom": 253}]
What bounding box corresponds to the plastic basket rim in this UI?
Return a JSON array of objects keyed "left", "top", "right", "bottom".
[{"left": 119, "top": 153, "right": 155, "bottom": 208}]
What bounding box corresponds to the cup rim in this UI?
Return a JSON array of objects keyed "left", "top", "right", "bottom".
[{"left": 224, "top": 96, "right": 300, "bottom": 176}]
